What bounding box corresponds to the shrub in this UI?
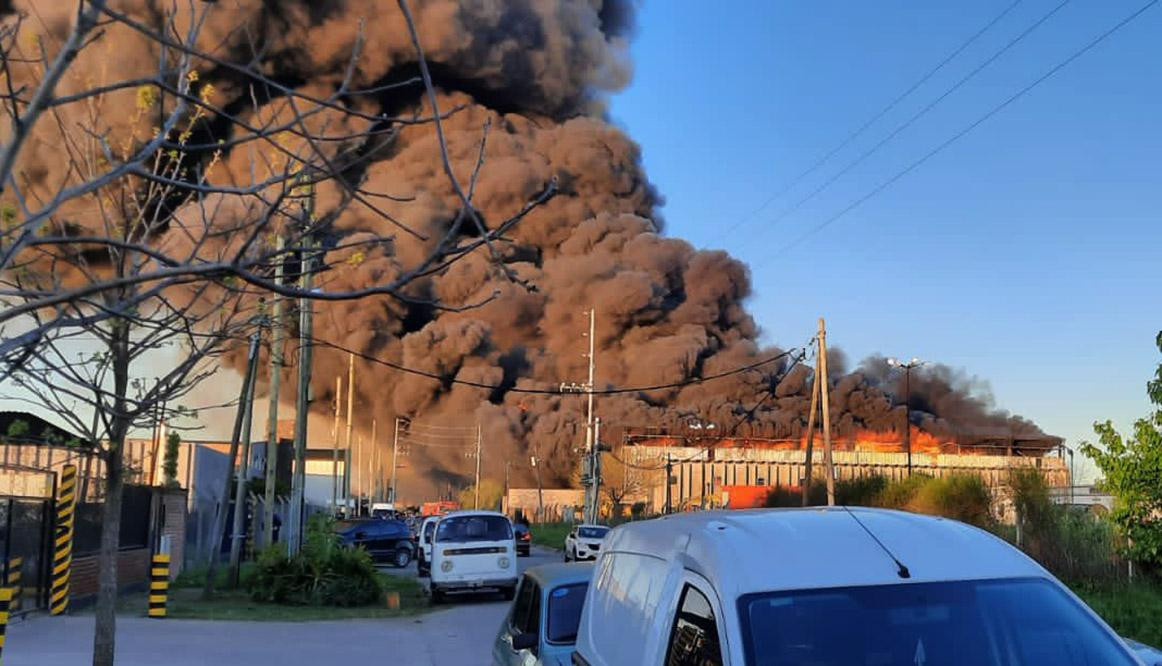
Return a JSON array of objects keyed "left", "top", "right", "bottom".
[
  {"left": 1006, "top": 468, "right": 1124, "bottom": 583},
  {"left": 903, "top": 474, "right": 993, "bottom": 528},
  {"left": 249, "top": 514, "right": 382, "bottom": 606}
]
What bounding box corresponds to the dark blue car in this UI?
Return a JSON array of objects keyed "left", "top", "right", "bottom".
[{"left": 335, "top": 519, "right": 415, "bottom": 567}]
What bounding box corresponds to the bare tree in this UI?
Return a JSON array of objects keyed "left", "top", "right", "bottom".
[{"left": 0, "top": 2, "right": 555, "bottom": 664}]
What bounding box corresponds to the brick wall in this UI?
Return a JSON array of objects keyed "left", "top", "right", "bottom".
[
  {"left": 157, "top": 488, "right": 187, "bottom": 578},
  {"left": 69, "top": 548, "right": 151, "bottom": 601}
]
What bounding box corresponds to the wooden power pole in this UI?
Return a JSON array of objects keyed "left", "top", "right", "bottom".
[
  {"left": 818, "top": 317, "right": 836, "bottom": 506},
  {"left": 473, "top": 424, "right": 482, "bottom": 509},
  {"left": 289, "top": 238, "right": 314, "bottom": 554},
  {"left": 344, "top": 353, "right": 355, "bottom": 515},
  {"left": 331, "top": 375, "right": 342, "bottom": 514},
  {"left": 801, "top": 344, "right": 821, "bottom": 507},
  {"left": 262, "top": 235, "right": 285, "bottom": 547}
]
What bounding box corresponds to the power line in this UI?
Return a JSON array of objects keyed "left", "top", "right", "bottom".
[
  {"left": 308, "top": 336, "right": 799, "bottom": 396},
  {"left": 720, "top": 0, "right": 1026, "bottom": 239},
  {"left": 760, "top": 0, "right": 1158, "bottom": 262},
  {"left": 742, "top": 0, "right": 1072, "bottom": 245}
]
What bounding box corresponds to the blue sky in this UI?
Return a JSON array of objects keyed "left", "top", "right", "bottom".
[{"left": 608, "top": 0, "right": 1161, "bottom": 474}]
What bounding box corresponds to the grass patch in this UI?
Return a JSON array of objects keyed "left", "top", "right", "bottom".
[
  {"left": 172, "top": 563, "right": 256, "bottom": 590},
  {"left": 531, "top": 522, "right": 571, "bottom": 551},
  {"left": 119, "top": 573, "right": 428, "bottom": 621},
  {"left": 1072, "top": 581, "right": 1162, "bottom": 646}
]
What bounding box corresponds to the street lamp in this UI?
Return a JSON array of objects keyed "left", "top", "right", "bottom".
[{"left": 887, "top": 357, "right": 925, "bottom": 476}]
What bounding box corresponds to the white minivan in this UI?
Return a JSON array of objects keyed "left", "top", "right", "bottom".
[
  {"left": 429, "top": 510, "right": 517, "bottom": 603},
  {"left": 573, "top": 508, "right": 1143, "bottom": 665}
]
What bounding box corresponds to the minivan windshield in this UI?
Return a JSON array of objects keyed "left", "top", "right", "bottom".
[
  {"left": 739, "top": 577, "right": 1135, "bottom": 665},
  {"left": 578, "top": 526, "right": 608, "bottom": 539},
  {"left": 434, "top": 515, "right": 512, "bottom": 543}
]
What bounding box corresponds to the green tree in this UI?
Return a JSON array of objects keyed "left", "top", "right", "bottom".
[
  {"left": 1081, "top": 331, "right": 1162, "bottom": 566},
  {"left": 458, "top": 479, "right": 505, "bottom": 511},
  {"left": 163, "top": 432, "right": 181, "bottom": 488}
]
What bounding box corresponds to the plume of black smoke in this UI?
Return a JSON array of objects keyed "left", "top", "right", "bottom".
[{"left": 4, "top": 0, "right": 1056, "bottom": 496}]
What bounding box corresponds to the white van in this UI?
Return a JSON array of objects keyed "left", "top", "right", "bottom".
[
  {"left": 573, "top": 508, "right": 1142, "bottom": 665},
  {"left": 428, "top": 510, "right": 517, "bottom": 603}
]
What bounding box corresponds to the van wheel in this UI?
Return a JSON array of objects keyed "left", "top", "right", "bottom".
[{"left": 501, "top": 586, "right": 516, "bottom": 601}]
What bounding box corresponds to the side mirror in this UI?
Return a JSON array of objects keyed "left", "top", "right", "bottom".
[{"left": 512, "top": 632, "right": 538, "bottom": 651}]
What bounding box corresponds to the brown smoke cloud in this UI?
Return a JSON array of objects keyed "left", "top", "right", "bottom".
[{"left": 5, "top": 1, "right": 1056, "bottom": 496}]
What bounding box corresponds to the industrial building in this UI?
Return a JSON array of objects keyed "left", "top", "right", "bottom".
[{"left": 620, "top": 430, "right": 1069, "bottom": 513}]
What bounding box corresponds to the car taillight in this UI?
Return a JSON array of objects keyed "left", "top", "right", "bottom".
[{"left": 519, "top": 533, "right": 530, "bottom": 541}]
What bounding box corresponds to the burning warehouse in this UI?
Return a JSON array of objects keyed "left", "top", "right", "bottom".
[{"left": 619, "top": 427, "right": 1067, "bottom": 513}]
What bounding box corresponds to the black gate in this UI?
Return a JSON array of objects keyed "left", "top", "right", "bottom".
[{"left": 0, "top": 496, "right": 54, "bottom": 614}]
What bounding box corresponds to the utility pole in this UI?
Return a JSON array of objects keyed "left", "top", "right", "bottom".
[
  {"left": 591, "top": 417, "right": 602, "bottom": 523},
  {"left": 370, "top": 419, "right": 377, "bottom": 504},
  {"left": 262, "top": 234, "right": 286, "bottom": 548},
  {"left": 801, "top": 346, "right": 821, "bottom": 507},
  {"left": 473, "top": 424, "right": 482, "bottom": 509},
  {"left": 503, "top": 462, "right": 510, "bottom": 515},
  {"left": 331, "top": 375, "right": 342, "bottom": 514},
  {"left": 203, "top": 332, "right": 259, "bottom": 597},
  {"left": 228, "top": 326, "right": 263, "bottom": 587},
  {"left": 289, "top": 238, "right": 315, "bottom": 554},
  {"left": 664, "top": 454, "right": 673, "bottom": 515},
  {"left": 344, "top": 353, "right": 355, "bottom": 515},
  {"left": 818, "top": 318, "right": 835, "bottom": 506},
  {"left": 584, "top": 309, "right": 596, "bottom": 521},
  {"left": 390, "top": 417, "right": 402, "bottom": 504},
  {"left": 887, "top": 357, "right": 924, "bottom": 478},
  {"left": 904, "top": 365, "right": 912, "bottom": 476},
  {"left": 530, "top": 452, "right": 544, "bottom": 522},
  {"left": 561, "top": 309, "right": 598, "bottom": 524}
]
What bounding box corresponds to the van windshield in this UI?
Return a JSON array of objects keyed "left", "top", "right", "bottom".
[
  {"left": 434, "top": 515, "right": 512, "bottom": 543},
  {"left": 739, "top": 578, "right": 1135, "bottom": 665}
]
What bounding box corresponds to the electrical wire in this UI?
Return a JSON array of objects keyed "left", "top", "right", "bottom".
[
  {"left": 720, "top": 0, "right": 1026, "bottom": 239},
  {"left": 760, "top": 0, "right": 1158, "bottom": 262},
  {"left": 744, "top": 0, "right": 1072, "bottom": 245},
  {"left": 308, "top": 335, "right": 801, "bottom": 396}
]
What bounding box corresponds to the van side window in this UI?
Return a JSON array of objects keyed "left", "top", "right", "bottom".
[{"left": 665, "top": 585, "right": 723, "bottom": 666}]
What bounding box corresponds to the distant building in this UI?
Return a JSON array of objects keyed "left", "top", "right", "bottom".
[{"left": 623, "top": 432, "right": 1069, "bottom": 513}]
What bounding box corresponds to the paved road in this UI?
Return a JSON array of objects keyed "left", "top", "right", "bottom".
[{"left": 5, "top": 547, "right": 559, "bottom": 666}]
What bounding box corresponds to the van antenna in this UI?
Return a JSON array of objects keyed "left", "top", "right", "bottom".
[{"left": 842, "top": 506, "right": 911, "bottom": 579}]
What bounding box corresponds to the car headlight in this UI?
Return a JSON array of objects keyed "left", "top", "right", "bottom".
[
  {"left": 498, "top": 556, "right": 510, "bottom": 569},
  {"left": 440, "top": 560, "right": 453, "bottom": 572}
]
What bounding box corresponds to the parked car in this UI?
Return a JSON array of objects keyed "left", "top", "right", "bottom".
[
  {"left": 492, "top": 563, "right": 593, "bottom": 666},
  {"left": 513, "top": 522, "right": 532, "bottom": 557},
  {"left": 563, "top": 524, "right": 608, "bottom": 562},
  {"left": 429, "top": 510, "right": 517, "bottom": 603},
  {"left": 572, "top": 508, "right": 1142, "bottom": 665},
  {"left": 416, "top": 514, "right": 440, "bottom": 577},
  {"left": 334, "top": 518, "right": 414, "bottom": 568}
]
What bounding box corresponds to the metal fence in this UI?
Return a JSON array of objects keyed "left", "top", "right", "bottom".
[{"left": 0, "top": 497, "right": 54, "bottom": 614}]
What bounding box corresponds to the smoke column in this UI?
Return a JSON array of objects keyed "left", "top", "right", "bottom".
[{"left": 4, "top": 1, "right": 1056, "bottom": 493}]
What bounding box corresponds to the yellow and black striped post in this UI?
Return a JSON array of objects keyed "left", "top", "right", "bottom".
[
  {"left": 0, "top": 586, "right": 12, "bottom": 662},
  {"left": 4, "top": 558, "right": 21, "bottom": 613},
  {"left": 50, "top": 464, "right": 77, "bottom": 616},
  {"left": 148, "top": 553, "right": 170, "bottom": 618}
]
